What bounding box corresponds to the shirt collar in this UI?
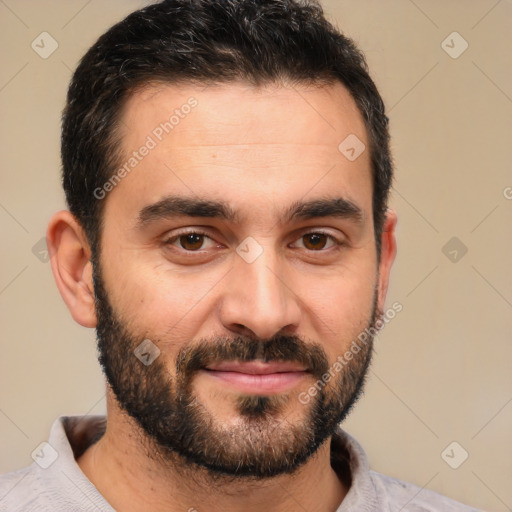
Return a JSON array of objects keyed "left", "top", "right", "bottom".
[{"left": 50, "top": 415, "right": 378, "bottom": 510}]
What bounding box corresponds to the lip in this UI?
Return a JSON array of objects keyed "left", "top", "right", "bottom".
[
  {"left": 202, "top": 361, "right": 309, "bottom": 394},
  {"left": 205, "top": 361, "right": 307, "bottom": 374}
]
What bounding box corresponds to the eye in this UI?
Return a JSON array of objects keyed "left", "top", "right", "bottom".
[
  {"left": 164, "top": 231, "right": 218, "bottom": 251},
  {"left": 291, "top": 232, "right": 341, "bottom": 251}
]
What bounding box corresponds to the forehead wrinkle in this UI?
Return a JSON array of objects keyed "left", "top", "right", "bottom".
[{"left": 167, "top": 142, "right": 339, "bottom": 147}]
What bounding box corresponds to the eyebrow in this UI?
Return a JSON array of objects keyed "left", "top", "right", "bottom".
[
  {"left": 283, "top": 197, "right": 364, "bottom": 224},
  {"left": 136, "top": 195, "right": 364, "bottom": 228},
  {"left": 137, "top": 196, "right": 239, "bottom": 227}
]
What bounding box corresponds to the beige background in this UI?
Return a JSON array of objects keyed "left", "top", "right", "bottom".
[{"left": 1, "top": 1, "right": 511, "bottom": 510}]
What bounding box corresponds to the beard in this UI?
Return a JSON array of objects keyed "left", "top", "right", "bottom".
[{"left": 92, "top": 262, "right": 379, "bottom": 479}]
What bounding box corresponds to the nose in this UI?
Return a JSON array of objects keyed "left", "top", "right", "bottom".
[{"left": 219, "top": 249, "right": 302, "bottom": 340}]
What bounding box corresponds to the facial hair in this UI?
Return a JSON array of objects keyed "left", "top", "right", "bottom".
[{"left": 93, "top": 262, "right": 379, "bottom": 479}]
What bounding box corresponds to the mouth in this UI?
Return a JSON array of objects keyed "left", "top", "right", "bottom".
[{"left": 201, "top": 361, "right": 309, "bottom": 395}]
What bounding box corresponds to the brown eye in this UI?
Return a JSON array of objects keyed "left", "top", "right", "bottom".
[
  {"left": 164, "top": 230, "right": 219, "bottom": 253},
  {"left": 302, "top": 233, "right": 329, "bottom": 250},
  {"left": 178, "top": 233, "right": 205, "bottom": 250}
]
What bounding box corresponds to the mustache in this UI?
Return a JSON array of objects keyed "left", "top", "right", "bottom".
[{"left": 175, "top": 334, "right": 330, "bottom": 380}]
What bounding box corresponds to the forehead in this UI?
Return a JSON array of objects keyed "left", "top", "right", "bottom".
[
  {"left": 122, "top": 80, "right": 367, "bottom": 148},
  {"left": 107, "top": 80, "right": 372, "bottom": 224}
]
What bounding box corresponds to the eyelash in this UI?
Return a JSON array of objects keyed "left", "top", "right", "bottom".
[
  {"left": 163, "top": 230, "right": 219, "bottom": 251},
  {"left": 163, "top": 229, "right": 345, "bottom": 253}
]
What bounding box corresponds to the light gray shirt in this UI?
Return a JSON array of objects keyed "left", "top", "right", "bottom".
[{"left": 0, "top": 416, "right": 481, "bottom": 511}]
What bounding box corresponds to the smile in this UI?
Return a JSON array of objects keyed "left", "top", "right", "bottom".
[{"left": 202, "top": 361, "right": 309, "bottom": 394}]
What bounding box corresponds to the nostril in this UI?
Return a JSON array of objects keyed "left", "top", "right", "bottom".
[{"left": 229, "top": 323, "right": 254, "bottom": 337}]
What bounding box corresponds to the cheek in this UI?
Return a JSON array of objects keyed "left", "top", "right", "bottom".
[
  {"left": 300, "top": 265, "right": 377, "bottom": 353},
  {"left": 102, "top": 251, "right": 224, "bottom": 340}
]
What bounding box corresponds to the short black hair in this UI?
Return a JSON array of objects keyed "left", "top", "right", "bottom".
[{"left": 62, "top": 0, "right": 392, "bottom": 257}]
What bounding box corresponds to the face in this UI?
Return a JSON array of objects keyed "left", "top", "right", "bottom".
[{"left": 93, "top": 81, "right": 385, "bottom": 477}]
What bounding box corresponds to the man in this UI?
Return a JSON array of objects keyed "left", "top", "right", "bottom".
[{"left": 0, "top": 0, "right": 481, "bottom": 510}]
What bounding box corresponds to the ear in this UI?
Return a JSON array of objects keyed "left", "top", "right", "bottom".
[
  {"left": 376, "top": 208, "right": 397, "bottom": 313},
  {"left": 46, "top": 210, "right": 97, "bottom": 328}
]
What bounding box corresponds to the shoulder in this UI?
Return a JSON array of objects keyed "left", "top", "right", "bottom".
[
  {"left": 369, "top": 470, "right": 483, "bottom": 511},
  {"left": 0, "top": 464, "right": 51, "bottom": 512},
  {"left": 332, "top": 428, "right": 483, "bottom": 512},
  {"left": 0, "top": 416, "right": 111, "bottom": 512},
  {"left": 0, "top": 461, "right": 111, "bottom": 512}
]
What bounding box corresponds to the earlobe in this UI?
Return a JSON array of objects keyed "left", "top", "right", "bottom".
[
  {"left": 377, "top": 208, "right": 397, "bottom": 313},
  {"left": 46, "top": 211, "right": 97, "bottom": 328}
]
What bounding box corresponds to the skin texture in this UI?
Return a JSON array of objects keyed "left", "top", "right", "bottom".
[{"left": 47, "top": 81, "right": 397, "bottom": 512}]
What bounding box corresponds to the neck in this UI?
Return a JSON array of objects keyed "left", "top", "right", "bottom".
[{"left": 77, "top": 393, "right": 348, "bottom": 512}]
